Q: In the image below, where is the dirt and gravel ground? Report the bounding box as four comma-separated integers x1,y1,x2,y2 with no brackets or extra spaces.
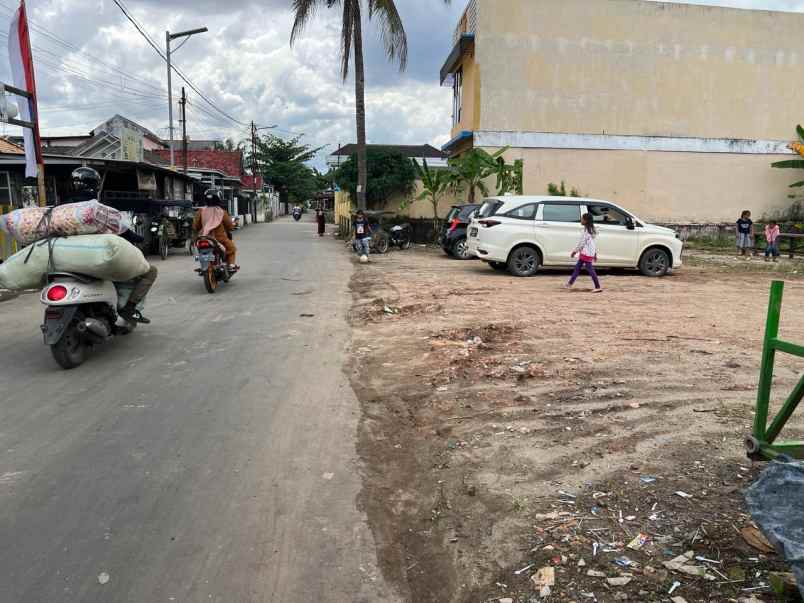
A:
348,245,804,603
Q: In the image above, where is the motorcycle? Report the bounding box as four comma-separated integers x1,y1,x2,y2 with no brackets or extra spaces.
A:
41,273,140,369
292,208,302,221
389,223,412,250
194,235,237,293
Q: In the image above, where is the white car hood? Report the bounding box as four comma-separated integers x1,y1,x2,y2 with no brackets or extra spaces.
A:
641,223,677,236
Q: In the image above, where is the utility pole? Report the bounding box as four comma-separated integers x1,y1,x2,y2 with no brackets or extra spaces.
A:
180,87,187,175
165,26,208,168
251,120,257,207
166,31,174,168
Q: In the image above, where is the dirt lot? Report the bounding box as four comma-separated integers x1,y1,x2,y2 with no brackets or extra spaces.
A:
348,246,804,603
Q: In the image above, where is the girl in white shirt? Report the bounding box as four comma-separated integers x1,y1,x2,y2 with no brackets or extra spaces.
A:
565,212,602,292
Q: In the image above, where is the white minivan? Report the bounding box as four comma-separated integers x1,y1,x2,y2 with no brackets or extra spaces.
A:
466,196,683,277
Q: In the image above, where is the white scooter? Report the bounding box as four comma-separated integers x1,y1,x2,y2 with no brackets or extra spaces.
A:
40,273,140,369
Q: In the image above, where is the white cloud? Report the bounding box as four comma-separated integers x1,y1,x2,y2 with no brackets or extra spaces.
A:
0,0,800,170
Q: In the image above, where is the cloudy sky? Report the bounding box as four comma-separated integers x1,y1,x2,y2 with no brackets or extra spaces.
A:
0,0,802,168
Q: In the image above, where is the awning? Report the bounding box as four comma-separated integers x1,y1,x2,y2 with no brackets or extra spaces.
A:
441,130,474,154
439,33,475,85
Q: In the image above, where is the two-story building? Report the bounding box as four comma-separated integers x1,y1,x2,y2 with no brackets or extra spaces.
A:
440,0,804,223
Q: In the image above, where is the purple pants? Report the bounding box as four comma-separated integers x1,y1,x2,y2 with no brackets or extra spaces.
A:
568,259,601,289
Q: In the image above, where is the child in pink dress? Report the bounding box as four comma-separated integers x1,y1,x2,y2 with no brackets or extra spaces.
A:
565,213,602,293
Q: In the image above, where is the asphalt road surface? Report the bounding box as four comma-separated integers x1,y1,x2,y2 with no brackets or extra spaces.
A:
0,218,397,602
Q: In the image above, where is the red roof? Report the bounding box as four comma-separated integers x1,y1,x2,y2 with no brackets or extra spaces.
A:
241,174,263,189
152,149,243,178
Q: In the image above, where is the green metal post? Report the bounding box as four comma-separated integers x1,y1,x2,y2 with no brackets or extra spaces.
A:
753,280,784,441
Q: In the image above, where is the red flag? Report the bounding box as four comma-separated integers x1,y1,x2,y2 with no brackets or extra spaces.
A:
8,0,42,178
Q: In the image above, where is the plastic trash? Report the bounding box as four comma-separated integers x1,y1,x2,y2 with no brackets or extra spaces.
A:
744,458,804,597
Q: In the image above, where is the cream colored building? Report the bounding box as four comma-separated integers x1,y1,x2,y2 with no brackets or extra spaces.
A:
440,0,804,223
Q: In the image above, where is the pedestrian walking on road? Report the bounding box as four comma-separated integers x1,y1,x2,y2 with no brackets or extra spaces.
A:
564,212,602,293
736,210,754,258
353,210,372,262
764,220,780,262
316,208,326,237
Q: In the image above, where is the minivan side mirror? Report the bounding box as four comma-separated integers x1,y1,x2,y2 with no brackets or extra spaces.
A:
625,217,635,230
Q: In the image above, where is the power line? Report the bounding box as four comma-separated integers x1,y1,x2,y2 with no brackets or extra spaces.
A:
0,1,165,95
111,0,248,127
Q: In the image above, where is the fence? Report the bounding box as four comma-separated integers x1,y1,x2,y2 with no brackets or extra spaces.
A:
670,222,804,258
334,191,352,237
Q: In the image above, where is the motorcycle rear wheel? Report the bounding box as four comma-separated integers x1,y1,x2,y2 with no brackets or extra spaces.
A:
51,323,87,369
204,265,218,293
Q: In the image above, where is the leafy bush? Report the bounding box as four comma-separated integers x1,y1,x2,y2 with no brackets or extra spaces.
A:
334,147,416,208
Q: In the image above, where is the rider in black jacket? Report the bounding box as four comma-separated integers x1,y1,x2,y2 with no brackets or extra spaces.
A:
66,167,156,324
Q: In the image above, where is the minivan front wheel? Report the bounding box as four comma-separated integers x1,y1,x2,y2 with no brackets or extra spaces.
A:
507,246,541,277
639,247,671,277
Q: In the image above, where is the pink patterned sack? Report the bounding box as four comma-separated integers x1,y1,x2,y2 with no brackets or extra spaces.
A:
0,201,126,246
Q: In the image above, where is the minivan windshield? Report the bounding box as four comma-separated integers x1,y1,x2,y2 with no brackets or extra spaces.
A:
477,199,503,218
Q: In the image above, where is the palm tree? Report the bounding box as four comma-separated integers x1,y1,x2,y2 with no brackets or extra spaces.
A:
290,0,450,210
772,124,804,188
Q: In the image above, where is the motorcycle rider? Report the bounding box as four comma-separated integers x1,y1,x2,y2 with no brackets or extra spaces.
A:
66,167,157,324
193,188,237,270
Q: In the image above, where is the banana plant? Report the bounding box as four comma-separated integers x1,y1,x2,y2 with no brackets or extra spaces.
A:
448,147,517,202
410,158,452,238
772,124,804,187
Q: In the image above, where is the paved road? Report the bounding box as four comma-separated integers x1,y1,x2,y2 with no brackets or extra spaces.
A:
0,219,396,602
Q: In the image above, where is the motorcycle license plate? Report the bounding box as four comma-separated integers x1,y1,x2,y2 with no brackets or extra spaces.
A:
470,227,478,237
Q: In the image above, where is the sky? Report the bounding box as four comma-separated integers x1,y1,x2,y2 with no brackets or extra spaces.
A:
0,0,802,170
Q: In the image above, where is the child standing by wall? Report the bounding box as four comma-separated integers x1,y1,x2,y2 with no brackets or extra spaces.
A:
564,212,602,293
764,220,780,262
736,210,754,258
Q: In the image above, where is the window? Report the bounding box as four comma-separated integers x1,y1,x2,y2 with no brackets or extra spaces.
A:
452,67,463,127
445,207,461,222
542,203,580,222
0,172,12,205
477,199,503,218
586,204,631,226
505,203,537,220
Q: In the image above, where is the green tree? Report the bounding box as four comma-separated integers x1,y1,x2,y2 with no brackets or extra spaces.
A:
251,134,324,212
290,0,450,210
448,147,512,203
410,158,451,237
772,125,804,188
334,147,416,208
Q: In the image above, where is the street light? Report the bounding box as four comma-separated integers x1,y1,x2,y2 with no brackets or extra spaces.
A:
166,26,208,168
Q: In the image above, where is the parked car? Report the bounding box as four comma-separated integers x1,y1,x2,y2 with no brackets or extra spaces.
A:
439,203,481,259
466,196,683,277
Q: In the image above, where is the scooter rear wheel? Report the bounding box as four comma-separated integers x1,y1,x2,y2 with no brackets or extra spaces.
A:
51,323,87,369
203,265,218,294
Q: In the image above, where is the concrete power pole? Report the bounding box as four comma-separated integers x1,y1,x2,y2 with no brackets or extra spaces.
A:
180,87,187,175
251,121,257,220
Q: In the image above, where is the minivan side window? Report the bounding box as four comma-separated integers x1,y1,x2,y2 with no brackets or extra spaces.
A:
478,200,503,218
586,203,630,226
542,203,580,223
504,203,538,220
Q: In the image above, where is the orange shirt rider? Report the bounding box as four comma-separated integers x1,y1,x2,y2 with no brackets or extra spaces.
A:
193,205,237,267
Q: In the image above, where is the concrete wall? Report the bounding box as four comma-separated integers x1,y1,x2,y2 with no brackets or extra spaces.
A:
475,0,804,140
492,146,797,223
377,180,464,219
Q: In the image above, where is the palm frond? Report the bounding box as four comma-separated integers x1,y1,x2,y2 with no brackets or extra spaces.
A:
339,0,359,79
290,0,325,47
368,0,407,70
797,124,804,143
772,159,804,169
790,180,804,188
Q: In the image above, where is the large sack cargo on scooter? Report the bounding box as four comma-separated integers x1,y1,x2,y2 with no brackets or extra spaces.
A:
0,201,127,246
0,234,149,290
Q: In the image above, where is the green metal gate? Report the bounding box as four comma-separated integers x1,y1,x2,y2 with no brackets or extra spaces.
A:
747,280,804,460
